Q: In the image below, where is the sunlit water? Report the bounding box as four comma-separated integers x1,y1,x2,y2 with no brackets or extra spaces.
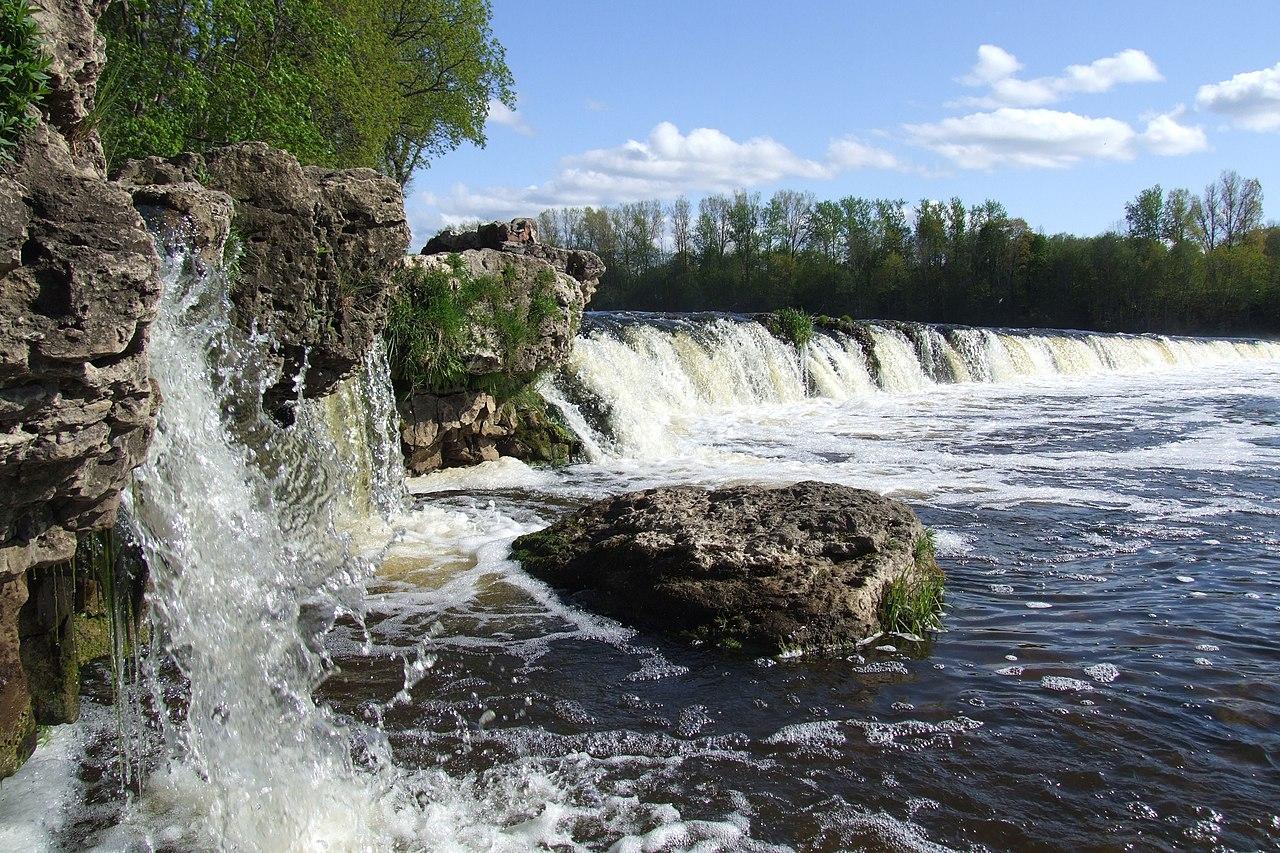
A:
3,304,1278,851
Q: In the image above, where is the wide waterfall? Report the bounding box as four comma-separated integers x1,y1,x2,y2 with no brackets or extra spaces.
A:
546,313,1280,457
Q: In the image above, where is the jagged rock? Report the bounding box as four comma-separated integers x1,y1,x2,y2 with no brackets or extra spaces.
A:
27,0,109,171
400,388,580,476
400,390,503,474
404,249,589,380
422,218,604,298
115,143,411,419
0,0,161,777
512,481,937,655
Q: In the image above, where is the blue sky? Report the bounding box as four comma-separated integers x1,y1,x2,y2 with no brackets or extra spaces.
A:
406,1,1280,247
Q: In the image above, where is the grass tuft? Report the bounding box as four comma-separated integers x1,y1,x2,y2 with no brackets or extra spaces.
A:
0,0,50,159
765,307,814,349
880,529,945,636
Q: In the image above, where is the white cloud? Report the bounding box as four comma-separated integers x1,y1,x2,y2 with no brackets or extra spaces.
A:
1195,61,1280,131
956,45,1163,108
904,108,1137,169
413,122,905,225
960,45,1023,86
585,98,609,112
1141,107,1209,155
486,99,534,136
827,137,908,170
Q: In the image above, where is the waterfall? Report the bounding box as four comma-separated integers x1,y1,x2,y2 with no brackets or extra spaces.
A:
550,314,1280,458
116,246,407,849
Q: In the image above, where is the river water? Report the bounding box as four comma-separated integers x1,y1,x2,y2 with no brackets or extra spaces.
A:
2,304,1278,851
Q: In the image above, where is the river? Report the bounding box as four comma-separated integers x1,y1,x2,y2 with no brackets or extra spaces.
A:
2,293,1278,850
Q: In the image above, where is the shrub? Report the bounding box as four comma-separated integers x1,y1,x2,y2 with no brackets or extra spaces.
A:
766,307,815,349
879,529,945,636
0,0,50,158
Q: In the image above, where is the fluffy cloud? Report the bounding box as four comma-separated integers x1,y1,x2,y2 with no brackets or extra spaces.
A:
1141,107,1209,155
956,45,1162,108
413,122,904,227
1195,61,1280,131
486,99,534,136
904,108,1137,169
960,45,1023,86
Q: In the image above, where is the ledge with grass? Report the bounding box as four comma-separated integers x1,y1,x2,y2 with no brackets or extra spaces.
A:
388,218,603,474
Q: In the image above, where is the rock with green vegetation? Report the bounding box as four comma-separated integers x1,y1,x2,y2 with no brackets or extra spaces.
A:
396,248,590,385
761,307,814,349
115,142,411,421
390,222,602,474
511,481,943,656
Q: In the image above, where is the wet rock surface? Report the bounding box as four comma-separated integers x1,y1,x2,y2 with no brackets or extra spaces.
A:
512,481,931,654
400,389,580,476
115,143,411,419
0,0,161,775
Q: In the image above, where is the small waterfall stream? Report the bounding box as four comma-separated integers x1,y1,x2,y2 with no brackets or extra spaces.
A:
115,247,407,849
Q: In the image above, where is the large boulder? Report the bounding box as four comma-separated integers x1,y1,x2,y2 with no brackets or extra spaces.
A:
115,143,411,420
512,481,940,655
397,220,602,475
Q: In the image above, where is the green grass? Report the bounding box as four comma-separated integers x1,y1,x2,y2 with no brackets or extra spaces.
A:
385,254,562,395
0,0,50,159
766,307,815,349
880,529,945,636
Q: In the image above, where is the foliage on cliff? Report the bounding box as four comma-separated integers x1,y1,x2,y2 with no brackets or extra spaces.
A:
97,0,513,182
0,0,50,157
385,254,559,394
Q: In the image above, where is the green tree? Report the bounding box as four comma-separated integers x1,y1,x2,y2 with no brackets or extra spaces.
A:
98,0,512,182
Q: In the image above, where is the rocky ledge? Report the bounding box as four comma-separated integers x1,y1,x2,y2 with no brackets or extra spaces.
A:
398,218,603,475
511,481,942,655
116,143,410,421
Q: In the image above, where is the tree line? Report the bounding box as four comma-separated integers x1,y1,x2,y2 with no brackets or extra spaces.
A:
97,0,512,183
534,170,1279,336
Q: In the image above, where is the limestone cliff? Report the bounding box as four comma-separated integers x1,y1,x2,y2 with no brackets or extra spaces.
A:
396,219,603,475
0,0,410,777
0,0,160,776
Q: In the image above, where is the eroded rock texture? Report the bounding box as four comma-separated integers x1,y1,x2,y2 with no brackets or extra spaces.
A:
115,143,411,420
512,481,932,655
0,0,162,775
399,220,602,475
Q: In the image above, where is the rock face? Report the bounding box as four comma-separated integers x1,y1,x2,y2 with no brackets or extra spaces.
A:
422,217,605,300
115,143,411,420
401,389,580,475
399,219,602,475
512,481,934,654
0,0,163,775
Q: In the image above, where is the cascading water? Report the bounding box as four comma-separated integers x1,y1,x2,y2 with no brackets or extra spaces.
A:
551,313,1280,458
116,245,401,849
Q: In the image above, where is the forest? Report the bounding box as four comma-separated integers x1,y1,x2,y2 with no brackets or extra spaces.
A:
533,171,1279,336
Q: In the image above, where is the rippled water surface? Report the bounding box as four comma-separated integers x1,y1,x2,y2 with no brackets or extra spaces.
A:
321,360,1280,850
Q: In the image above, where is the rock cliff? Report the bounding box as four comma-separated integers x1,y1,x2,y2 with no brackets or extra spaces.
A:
397,219,602,475
0,0,411,776
0,0,161,775
116,143,410,421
